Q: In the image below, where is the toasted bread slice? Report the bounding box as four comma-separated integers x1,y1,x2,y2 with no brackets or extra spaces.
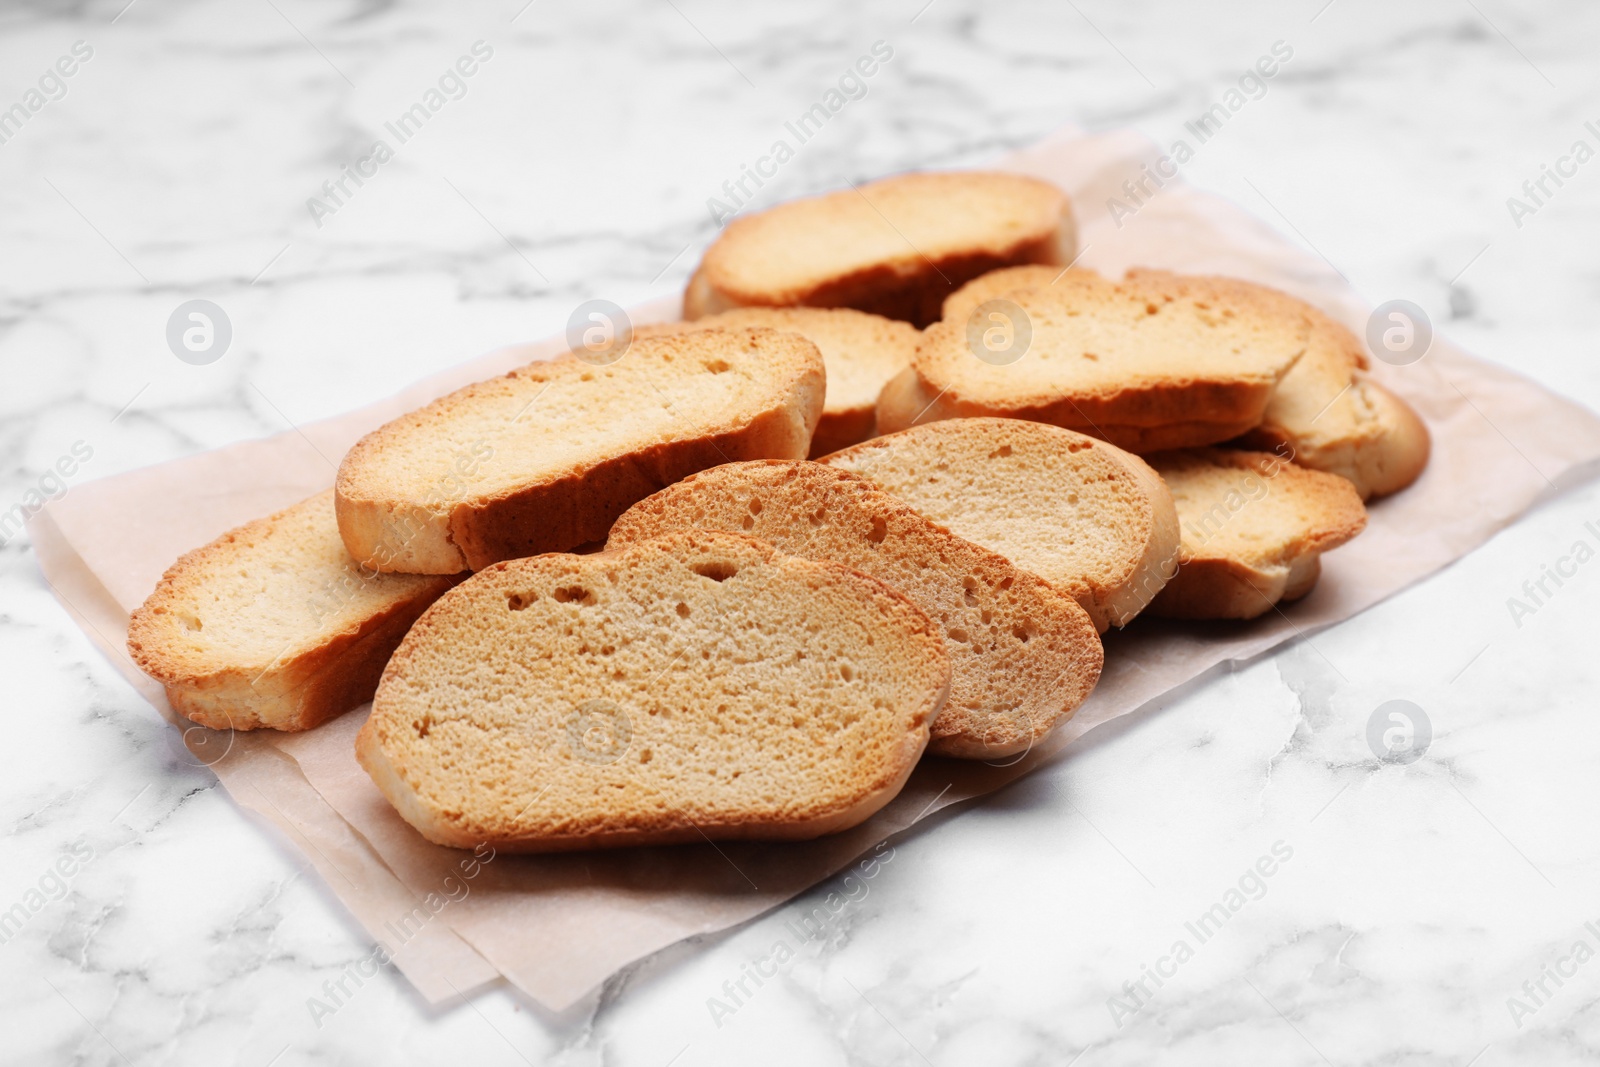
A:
1123,270,1430,500
636,307,919,457
878,269,1310,451
685,171,1076,328
608,461,1103,759
1232,315,1430,500
356,530,948,851
1309,376,1431,499
1147,449,1367,620
127,491,461,732
821,419,1178,630
938,263,1095,326
335,328,825,574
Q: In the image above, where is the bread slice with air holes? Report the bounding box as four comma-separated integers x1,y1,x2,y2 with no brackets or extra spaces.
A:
636,307,920,458
1146,448,1367,620
356,529,949,851
608,460,1103,759
1122,269,1431,500
335,327,825,574
820,418,1179,631
684,171,1077,328
127,491,463,732
876,268,1311,452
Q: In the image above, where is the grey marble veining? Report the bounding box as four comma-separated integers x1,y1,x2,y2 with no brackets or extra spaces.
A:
3,1,1599,1063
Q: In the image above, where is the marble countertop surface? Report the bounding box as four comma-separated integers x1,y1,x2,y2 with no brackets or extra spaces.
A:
4,0,1599,1063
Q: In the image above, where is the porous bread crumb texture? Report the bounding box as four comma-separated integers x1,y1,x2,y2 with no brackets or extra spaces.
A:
335,327,825,574
894,269,1310,451
127,491,460,731
1147,448,1367,619
635,307,919,456
689,171,1075,327
608,461,1103,759
821,418,1179,630
1124,268,1429,500
357,530,948,851
938,264,1096,325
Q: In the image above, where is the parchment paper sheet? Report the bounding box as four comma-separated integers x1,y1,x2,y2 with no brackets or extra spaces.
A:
30,127,1600,1011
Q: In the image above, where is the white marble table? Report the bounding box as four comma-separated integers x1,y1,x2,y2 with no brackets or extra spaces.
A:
4,1,1598,1063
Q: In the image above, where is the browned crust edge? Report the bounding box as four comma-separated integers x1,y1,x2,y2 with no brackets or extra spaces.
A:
875,366,1269,453
807,404,878,459
1146,449,1366,620
335,339,826,573
817,419,1181,630
157,581,459,731
354,534,948,851
127,507,463,732
606,460,1105,760
686,189,1077,328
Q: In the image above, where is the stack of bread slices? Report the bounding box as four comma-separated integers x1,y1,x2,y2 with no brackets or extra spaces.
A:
129,170,1429,853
